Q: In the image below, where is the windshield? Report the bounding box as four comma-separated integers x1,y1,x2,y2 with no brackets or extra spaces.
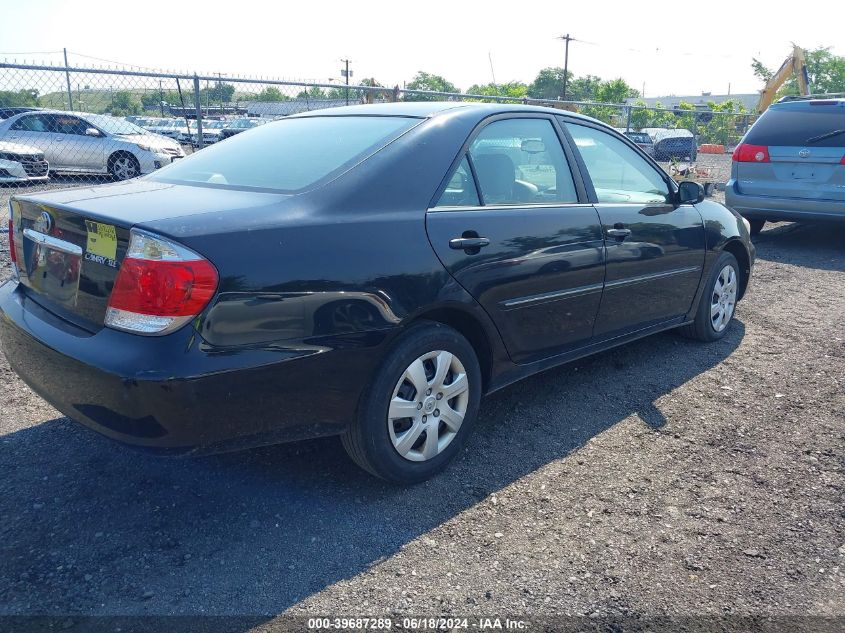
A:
89,114,148,136
746,106,845,147
149,115,419,193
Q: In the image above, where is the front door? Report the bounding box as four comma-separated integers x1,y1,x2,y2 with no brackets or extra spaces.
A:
426,116,605,364
563,120,705,339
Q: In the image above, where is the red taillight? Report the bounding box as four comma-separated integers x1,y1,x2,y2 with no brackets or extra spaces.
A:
7,218,16,266
840,155,845,165
732,143,770,163
105,231,218,335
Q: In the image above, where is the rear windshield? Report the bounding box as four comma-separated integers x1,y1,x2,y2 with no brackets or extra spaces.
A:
746,107,845,147
149,115,419,193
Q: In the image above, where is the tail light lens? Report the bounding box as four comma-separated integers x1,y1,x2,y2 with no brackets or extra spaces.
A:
840,155,845,165
732,144,770,163
105,230,218,335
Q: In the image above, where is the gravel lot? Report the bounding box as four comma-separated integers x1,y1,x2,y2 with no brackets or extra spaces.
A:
0,162,843,627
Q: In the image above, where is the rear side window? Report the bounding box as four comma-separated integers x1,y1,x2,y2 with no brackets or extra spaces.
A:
436,157,480,207
150,115,418,192
467,118,578,205
746,107,845,147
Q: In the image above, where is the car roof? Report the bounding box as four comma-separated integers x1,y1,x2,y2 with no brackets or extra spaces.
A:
771,98,845,111
290,101,602,123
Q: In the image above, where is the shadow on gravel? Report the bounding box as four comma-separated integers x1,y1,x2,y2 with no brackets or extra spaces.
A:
0,322,744,621
753,223,845,272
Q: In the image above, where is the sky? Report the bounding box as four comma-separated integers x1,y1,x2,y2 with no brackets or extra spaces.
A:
0,0,842,98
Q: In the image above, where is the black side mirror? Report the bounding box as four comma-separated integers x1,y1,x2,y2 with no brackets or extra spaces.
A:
677,180,704,205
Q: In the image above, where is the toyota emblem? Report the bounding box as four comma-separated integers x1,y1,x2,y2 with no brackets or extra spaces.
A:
33,211,53,234
798,149,811,158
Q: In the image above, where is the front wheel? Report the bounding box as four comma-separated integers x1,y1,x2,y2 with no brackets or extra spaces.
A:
680,251,740,342
342,322,481,484
108,152,141,181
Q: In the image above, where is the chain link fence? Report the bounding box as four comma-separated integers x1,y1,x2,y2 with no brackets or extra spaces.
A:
0,60,755,185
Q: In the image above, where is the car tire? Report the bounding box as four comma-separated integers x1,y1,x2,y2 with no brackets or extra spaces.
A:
108,152,141,181
341,322,482,484
748,219,765,236
680,251,740,342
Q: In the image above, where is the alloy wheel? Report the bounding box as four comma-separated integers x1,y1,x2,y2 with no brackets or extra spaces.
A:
710,264,737,332
387,350,469,462
112,156,139,180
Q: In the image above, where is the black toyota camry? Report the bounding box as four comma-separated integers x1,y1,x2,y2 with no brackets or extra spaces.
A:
1,102,755,483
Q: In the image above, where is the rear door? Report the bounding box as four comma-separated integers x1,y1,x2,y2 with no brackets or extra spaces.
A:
736,104,845,201
426,115,606,364
7,114,57,164
562,119,705,338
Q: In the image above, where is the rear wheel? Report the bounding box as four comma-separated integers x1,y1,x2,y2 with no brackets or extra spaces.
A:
680,251,740,342
748,219,765,236
341,322,481,484
108,152,141,181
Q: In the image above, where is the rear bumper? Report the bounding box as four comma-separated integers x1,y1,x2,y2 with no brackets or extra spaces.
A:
0,282,384,452
725,181,845,222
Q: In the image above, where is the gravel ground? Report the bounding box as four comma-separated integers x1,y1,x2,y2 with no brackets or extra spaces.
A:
0,167,843,627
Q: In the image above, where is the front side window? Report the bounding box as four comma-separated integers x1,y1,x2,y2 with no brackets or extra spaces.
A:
565,122,671,204
435,157,480,207
51,115,89,136
468,118,577,205
149,115,418,193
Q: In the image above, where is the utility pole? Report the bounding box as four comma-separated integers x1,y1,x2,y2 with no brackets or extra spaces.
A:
341,59,352,105
557,34,573,100
216,72,223,112
63,48,73,111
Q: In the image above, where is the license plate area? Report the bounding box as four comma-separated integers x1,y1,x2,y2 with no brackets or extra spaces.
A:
22,228,83,308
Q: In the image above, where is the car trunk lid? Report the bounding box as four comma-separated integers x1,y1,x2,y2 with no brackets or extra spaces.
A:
10,180,288,332
11,197,131,332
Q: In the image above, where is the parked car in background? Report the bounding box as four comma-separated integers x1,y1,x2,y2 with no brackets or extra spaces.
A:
0,110,184,180
725,97,845,235
621,130,655,157
0,140,49,183
219,118,263,140
645,128,697,161
1,103,754,483
188,119,228,146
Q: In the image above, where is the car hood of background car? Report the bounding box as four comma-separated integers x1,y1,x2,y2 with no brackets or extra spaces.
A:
114,133,180,149
0,140,42,155
14,180,295,234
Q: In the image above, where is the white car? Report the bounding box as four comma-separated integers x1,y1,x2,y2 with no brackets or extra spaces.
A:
0,140,49,183
0,110,185,180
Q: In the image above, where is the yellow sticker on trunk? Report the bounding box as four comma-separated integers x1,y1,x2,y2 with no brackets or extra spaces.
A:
84,221,118,261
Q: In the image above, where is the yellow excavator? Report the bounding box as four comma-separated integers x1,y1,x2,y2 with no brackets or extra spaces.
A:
756,44,811,113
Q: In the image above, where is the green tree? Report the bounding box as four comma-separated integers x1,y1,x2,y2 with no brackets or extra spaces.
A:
207,82,235,103
528,67,571,100
567,74,602,101
405,71,459,100
0,89,39,107
141,90,182,109
253,87,289,102
594,78,639,103
465,81,528,102
297,86,329,100
108,91,140,116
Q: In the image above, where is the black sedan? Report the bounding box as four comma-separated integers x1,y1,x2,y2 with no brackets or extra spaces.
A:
1,103,755,483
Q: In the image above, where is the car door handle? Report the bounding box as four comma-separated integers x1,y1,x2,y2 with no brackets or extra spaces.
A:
606,228,632,240
449,237,490,250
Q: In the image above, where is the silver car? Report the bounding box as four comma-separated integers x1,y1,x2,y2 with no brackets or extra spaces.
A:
0,110,184,180
726,98,845,234
0,140,49,183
